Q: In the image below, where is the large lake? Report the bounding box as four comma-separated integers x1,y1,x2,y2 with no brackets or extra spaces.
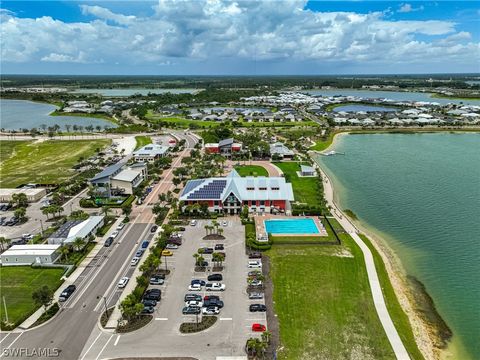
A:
70,88,199,96
304,89,480,106
315,133,480,359
0,99,115,130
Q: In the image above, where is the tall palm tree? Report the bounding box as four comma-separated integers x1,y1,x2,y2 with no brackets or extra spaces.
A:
72,237,85,252
60,245,70,261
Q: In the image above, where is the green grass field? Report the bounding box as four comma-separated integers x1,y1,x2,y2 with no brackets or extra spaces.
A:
0,267,65,328
234,165,269,177
134,135,152,150
0,140,32,164
274,162,322,206
268,234,397,360
0,139,111,187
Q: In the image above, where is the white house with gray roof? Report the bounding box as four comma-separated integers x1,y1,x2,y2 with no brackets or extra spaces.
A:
133,144,169,163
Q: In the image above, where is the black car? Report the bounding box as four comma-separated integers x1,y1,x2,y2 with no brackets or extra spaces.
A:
199,247,214,254
249,252,262,259
59,285,76,302
203,295,220,301
142,299,157,307
184,294,202,302
150,225,158,233
182,306,201,315
0,217,6,225
198,261,209,267
203,298,224,308
104,237,114,247
214,244,224,250
152,273,166,280
141,306,155,314
191,279,206,286
207,274,223,281
177,227,186,231
249,304,267,312
144,289,161,301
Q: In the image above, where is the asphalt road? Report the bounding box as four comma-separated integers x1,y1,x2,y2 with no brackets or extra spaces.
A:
0,131,198,360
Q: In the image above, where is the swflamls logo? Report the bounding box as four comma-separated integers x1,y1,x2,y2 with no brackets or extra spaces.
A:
1,348,60,357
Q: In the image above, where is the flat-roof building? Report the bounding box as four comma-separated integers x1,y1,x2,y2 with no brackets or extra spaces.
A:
270,142,294,159
90,161,147,198
1,245,60,266
0,188,47,203
133,144,169,163
48,215,105,245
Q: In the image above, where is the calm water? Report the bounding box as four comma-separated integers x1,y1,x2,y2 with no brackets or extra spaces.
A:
264,218,319,234
333,104,398,113
0,99,115,130
70,88,199,96
315,133,480,359
304,89,480,106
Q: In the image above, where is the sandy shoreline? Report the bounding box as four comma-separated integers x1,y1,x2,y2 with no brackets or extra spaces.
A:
310,132,441,360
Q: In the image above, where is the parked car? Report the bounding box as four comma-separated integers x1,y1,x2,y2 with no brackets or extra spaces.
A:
182,306,200,315
0,217,6,226
203,295,220,301
165,244,178,250
141,240,150,249
202,306,220,315
142,299,157,307
222,220,228,227
203,298,224,308
116,222,125,230
248,260,262,268
248,270,262,278
150,225,158,233
197,261,208,267
185,300,203,308
152,273,166,280
104,237,114,247
199,247,214,254
188,283,203,291
168,238,182,246
144,289,161,301
161,250,173,257
249,252,262,259
214,244,224,250
250,279,263,287
131,257,140,266
177,227,186,231
141,306,155,314
207,274,223,281
249,304,267,312
248,292,264,300
190,220,197,226
22,233,33,240
111,231,119,239
59,285,76,302
135,249,145,257
118,277,129,288
252,323,267,332
191,279,206,286
184,294,202,302
205,283,226,291
149,276,164,285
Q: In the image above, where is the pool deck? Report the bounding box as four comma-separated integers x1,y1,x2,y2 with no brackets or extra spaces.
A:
254,214,328,239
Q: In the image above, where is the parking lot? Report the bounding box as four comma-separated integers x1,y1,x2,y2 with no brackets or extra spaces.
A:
81,217,269,359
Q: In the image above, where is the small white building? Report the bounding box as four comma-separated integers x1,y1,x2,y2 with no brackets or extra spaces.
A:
133,144,169,163
48,215,105,245
300,165,316,177
1,245,61,266
0,188,47,203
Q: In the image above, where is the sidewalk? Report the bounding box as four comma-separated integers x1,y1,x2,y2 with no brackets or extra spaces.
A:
18,217,125,330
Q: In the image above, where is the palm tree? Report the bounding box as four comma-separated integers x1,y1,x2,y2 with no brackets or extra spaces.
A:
72,237,85,252
60,245,70,261
217,228,224,237
0,237,8,251
204,224,209,236
211,220,219,235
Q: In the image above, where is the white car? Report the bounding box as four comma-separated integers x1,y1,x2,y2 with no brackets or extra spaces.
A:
118,277,129,288
131,257,140,266
250,279,263,286
116,222,125,230
188,283,202,291
222,221,228,227
202,306,220,315
205,283,226,291
190,220,197,226
248,261,262,268
22,233,33,240
185,300,203,308
165,244,179,250
111,231,119,238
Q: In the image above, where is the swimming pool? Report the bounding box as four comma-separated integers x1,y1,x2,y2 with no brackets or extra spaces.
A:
264,218,320,235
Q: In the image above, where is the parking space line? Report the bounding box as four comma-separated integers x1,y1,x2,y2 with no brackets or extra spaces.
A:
114,335,120,346
155,317,168,320
95,334,113,360
219,317,232,321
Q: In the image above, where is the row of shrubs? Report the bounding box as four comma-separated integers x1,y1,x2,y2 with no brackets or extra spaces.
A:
292,204,326,216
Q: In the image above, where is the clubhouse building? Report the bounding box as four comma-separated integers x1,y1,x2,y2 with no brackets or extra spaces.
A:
180,170,294,214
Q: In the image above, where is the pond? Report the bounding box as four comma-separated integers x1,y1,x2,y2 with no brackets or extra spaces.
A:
303,89,480,105
333,105,398,113
69,88,200,96
0,99,116,131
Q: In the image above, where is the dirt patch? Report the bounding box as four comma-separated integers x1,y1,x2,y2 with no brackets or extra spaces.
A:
262,255,281,358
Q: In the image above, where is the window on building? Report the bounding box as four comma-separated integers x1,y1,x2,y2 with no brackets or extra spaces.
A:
259,187,267,190
214,200,219,206
247,187,254,190
271,187,280,190
260,200,265,206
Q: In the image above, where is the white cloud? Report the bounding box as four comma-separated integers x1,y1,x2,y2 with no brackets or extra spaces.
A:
0,0,478,72
398,3,425,13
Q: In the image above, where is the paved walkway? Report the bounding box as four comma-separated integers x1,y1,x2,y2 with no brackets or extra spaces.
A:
314,160,410,360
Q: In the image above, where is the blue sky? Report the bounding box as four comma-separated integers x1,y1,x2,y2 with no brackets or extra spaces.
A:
1,1,479,75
